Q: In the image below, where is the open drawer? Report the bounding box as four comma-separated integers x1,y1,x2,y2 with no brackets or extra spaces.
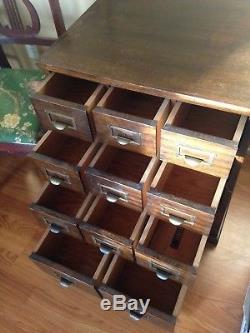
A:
135,215,207,285
85,143,159,210
93,87,171,156
161,102,247,178
99,254,187,326
32,73,106,140
80,197,147,260
30,131,100,193
30,182,94,240
147,162,226,235
30,227,112,296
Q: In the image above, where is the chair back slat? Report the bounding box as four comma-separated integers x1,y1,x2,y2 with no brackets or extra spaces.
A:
48,0,66,37
4,0,24,31
0,0,65,43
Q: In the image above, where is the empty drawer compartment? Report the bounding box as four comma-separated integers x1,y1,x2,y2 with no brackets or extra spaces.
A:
161,102,247,178
135,215,207,285
30,130,100,192
93,87,171,156
31,182,94,239
30,228,112,296
147,162,226,235
32,73,106,140
99,254,187,326
85,144,159,210
80,197,147,260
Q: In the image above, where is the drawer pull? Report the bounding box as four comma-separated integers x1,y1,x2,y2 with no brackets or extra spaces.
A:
168,214,185,226
151,263,173,281
49,176,62,186
52,121,66,131
184,155,203,167
60,277,73,288
129,311,142,321
99,243,114,255
46,170,70,186
161,206,195,226
155,269,172,281
168,214,195,226
106,193,120,203
116,136,132,146
100,185,128,203
177,145,214,166
50,223,62,234
110,126,141,146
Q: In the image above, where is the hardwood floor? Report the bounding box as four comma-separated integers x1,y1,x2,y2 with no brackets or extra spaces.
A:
0,155,249,333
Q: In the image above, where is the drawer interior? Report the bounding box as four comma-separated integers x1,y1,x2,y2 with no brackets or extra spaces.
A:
93,146,151,182
171,103,241,140
155,163,220,206
40,73,99,104
36,131,91,164
37,232,103,277
106,257,181,314
86,198,141,238
103,87,164,119
37,184,86,217
143,218,202,265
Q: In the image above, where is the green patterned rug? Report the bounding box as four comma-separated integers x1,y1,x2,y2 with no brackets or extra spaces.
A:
0,69,45,145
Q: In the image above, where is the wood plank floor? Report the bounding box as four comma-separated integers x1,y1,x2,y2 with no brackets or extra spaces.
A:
0,155,249,333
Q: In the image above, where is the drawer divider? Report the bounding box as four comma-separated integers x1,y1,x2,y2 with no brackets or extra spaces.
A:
232,115,248,143
211,178,227,208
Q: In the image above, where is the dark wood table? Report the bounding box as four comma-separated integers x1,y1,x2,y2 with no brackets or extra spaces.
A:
40,0,250,116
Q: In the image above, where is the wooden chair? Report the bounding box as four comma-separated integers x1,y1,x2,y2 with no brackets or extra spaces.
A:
0,0,66,153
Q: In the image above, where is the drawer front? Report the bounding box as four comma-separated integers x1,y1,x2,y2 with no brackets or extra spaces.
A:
32,155,84,193
85,169,143,210
135,248,195,285
99,286,175,326
32,96,92,141
83,228,133,260
147,192,214,235
30,254,97,297
161,128,235,178
31,206,82,240
137,307,176,328
93,110,156,156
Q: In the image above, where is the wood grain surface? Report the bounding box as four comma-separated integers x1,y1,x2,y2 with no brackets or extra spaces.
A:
32,73,106,141
40,0,250,115
0,155,249,333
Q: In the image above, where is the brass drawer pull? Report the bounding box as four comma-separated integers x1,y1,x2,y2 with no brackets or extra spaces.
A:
106,193,120,203
52,121,66,131
49,176,62,186
110,126,141,146
60,277,73,288
129,311,142,321
50,223,62,234
177,145,215,167
93,236,116,255
99,243,115,255
168,214,195,226
168,214,185,226
116,136,132,146
151,263,174,281
155,268,172,281
45,169,71,186
160,206,195,226
183,155,204,167
100,184,128,203
46,109,76,130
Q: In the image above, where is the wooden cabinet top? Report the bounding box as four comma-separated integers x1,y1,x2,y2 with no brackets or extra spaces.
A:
40,0,250,116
